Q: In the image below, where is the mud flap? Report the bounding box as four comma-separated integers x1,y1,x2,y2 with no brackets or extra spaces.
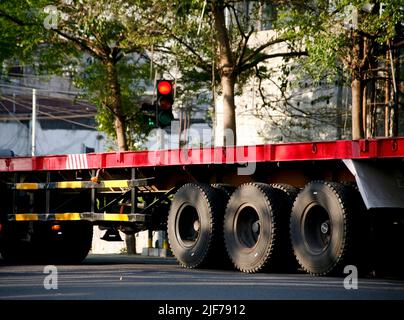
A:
343,159,404,209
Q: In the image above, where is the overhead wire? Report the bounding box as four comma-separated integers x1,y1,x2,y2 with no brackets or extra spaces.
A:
0,73,99,153
0,97,96,118
0,95,96,119
0,101,29,151
0,97,96,129
0,100,28,128
0,83,98,113
0,83,82,96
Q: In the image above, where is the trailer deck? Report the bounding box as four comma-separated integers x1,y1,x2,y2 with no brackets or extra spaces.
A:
1,138,403,172
1,138,403,276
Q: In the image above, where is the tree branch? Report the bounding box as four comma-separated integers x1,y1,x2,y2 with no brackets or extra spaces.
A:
241,37,288,66
153,21,210,72
239,51,307,74
0,9,34,26
227,4,254,73
51,28,105,59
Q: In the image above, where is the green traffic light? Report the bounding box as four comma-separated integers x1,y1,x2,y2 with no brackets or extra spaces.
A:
158,110,174,127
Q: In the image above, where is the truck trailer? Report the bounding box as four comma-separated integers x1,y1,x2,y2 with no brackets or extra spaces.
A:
0,138,403,276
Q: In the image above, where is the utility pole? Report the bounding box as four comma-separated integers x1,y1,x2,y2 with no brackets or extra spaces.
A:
31,88,37,156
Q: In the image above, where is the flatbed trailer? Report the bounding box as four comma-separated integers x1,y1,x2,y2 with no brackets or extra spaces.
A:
0,138,403,275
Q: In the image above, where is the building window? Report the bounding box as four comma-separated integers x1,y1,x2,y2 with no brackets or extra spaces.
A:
260,2,277,31
226,1,278,31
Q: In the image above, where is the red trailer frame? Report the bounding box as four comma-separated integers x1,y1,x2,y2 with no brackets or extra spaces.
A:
1,138,403,172
0,138,403,276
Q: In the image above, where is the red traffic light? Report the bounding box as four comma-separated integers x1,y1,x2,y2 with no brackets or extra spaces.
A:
158,99,172,110
155,79,174,127
157,81,172,95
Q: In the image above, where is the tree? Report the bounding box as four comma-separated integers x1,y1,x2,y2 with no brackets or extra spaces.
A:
147,0,306,145
0,1,48,68
74,55,152,150
152,0,402,142
0,0,162,151
282,0,403,139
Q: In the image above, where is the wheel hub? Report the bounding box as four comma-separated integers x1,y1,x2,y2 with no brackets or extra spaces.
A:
303,204,332,254
320,222,329,234
235,206,260,249
193,220,200,232
252,221,260,233
177,204,200,246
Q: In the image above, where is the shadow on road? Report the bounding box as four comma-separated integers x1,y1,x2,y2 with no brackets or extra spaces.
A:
0,253,177,267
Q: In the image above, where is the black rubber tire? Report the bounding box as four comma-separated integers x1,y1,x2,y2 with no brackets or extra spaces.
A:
371,209,404,278
270,183,299,201
224,183,283,273
167,183,222,268
0,241,34,262
210,184,236,269
290,181,359,276
340,181,371,276
43,222,93,264
269,183,300,272
0,222,93,264
0,222,37,263
211,184,236,198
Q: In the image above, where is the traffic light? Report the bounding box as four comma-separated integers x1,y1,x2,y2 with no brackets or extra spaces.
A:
156,80,174,128
140,102,157,128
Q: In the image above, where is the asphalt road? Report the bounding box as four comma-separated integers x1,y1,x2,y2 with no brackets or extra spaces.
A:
0,254,404,300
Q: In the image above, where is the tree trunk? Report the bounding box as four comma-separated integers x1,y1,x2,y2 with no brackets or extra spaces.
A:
335,75,343,139
351,78,363,140
385,49,390,137
105,59,128,151
350,30,365,140
391,46,399,137
362,80,367,137
125,234,136,254
369,79,376,138
211,1,237,146
222,74,237,146
104,59,130,252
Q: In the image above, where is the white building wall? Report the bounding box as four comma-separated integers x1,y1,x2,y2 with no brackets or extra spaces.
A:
145,120,213,150
0,121,106,156
214,30,345,146
0,122,30,154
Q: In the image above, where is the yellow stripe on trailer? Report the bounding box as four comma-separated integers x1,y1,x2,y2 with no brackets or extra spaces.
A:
102,180,130,188
15,214,39,221
11,179,136,190
54,213,81,220
57,181,84,189
10,212,139,222
103,214,129,221
15,183,39,190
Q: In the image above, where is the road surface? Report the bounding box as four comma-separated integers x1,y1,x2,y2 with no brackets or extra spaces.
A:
1,254,404,300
